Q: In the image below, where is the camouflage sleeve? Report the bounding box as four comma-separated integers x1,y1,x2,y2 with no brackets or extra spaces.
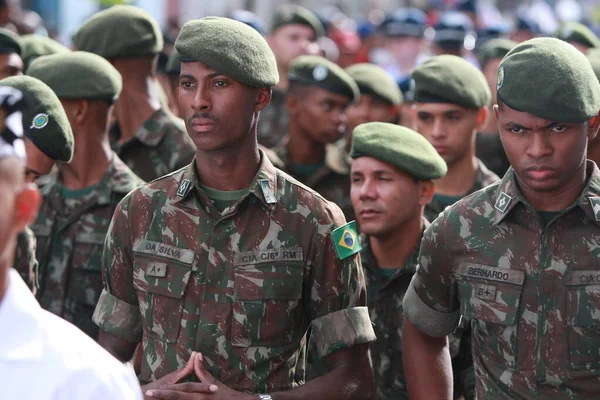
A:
403,210,460,337
92,194,142,343
307,204,376,359
13,227,38,291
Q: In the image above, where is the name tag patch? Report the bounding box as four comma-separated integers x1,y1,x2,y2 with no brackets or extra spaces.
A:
566,270,600,286
146,261,168,278
475,283,497,301
457,262,524,285
234,247,303,265
133,239,195,264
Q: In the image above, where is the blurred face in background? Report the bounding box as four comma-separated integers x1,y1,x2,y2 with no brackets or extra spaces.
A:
268,24,317,71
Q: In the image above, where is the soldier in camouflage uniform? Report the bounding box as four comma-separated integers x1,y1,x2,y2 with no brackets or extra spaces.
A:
259,5,324,148
93,17,375,399
265,55,359,221
403,38,600,399
2,75,74,290
72,5,195,182
411,54,500,222
349,122,462,399
25,52,144,339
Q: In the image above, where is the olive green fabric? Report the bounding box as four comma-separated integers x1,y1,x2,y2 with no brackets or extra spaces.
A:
289,55,359,102
72,5,163,59
0,75,73,162
412,54,490,109
350,122,447,180
271,4,324,38
555,22,600,49
479,38,517,69
175,17,278,88
587,49,600,81
0,28,21,55
27,51,122,102
166,51,180,76
20,35,69,70
497,37,600,123
345,63,403,106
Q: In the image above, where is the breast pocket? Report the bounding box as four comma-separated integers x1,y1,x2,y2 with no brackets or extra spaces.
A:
565,270,600,370
133,254,195,343
231,256,304,348
456,262,525,369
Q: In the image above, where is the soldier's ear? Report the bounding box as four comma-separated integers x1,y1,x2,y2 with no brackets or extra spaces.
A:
418,180,435,206
588,112,600,141
255,88,272,112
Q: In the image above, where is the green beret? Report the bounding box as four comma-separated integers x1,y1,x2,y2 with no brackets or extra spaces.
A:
412,54,490,109
345,63,403,106
497,37,600,123
20,35,70,70
555,22,600,49
271,5,324,38
587,49,600,81
478,38,517,69
289,55,359,102
166,51,180,76
0,28,21,55
72,5,163,59
351,122,447,180
175,17,278,88
27,51,122,102
0,76,73,162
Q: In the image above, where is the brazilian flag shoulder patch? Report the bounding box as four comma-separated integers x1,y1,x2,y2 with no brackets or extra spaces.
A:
331,221,362,260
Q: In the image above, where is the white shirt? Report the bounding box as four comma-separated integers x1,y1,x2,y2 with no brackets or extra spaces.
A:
0,269,143,400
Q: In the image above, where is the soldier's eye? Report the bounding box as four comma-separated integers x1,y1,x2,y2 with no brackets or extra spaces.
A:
214,80,228,88
509,127,525,134
551,125,568,133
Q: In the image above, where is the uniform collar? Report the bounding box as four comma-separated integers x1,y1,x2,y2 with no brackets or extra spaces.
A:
275,138,350,176
492,161,600,227
173,149,279,210
41,153,142,208
134,108,176,147
0,270,44,361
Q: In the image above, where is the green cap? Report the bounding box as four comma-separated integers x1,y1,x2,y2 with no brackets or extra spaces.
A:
72,5,163,59
587,49,600,81
289,55,359,102
0,75,73,162
497,37,600,123
271,5,324,38
555,22,600,49
478,38,517,69
345,63,403,106
20,35,70,71
166,51,181,76
351,122,447,180
27,51,122,102
0,28,21,55
175,17,278,88
412,54,490,109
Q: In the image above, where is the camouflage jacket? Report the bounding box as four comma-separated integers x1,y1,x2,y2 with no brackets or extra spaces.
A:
257,87,289,149
404,161,600,399
31,155,144,340
425,159,500,222
93,151,375,392
110,108,196,182
266,141,354,222
362,220,473,400
13,227,38,292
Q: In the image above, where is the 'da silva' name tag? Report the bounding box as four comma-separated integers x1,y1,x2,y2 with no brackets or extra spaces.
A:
457,263,524,285
133,239,195,264
234,247,303,265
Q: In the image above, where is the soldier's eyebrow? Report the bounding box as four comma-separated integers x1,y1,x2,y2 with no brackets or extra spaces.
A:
503,122,529,130
179,74,196,81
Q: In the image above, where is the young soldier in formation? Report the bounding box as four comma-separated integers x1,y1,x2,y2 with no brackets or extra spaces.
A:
93,17,375,400
25,51,144,339
72,5,196,182
403,37,600,399
265,55,358,220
